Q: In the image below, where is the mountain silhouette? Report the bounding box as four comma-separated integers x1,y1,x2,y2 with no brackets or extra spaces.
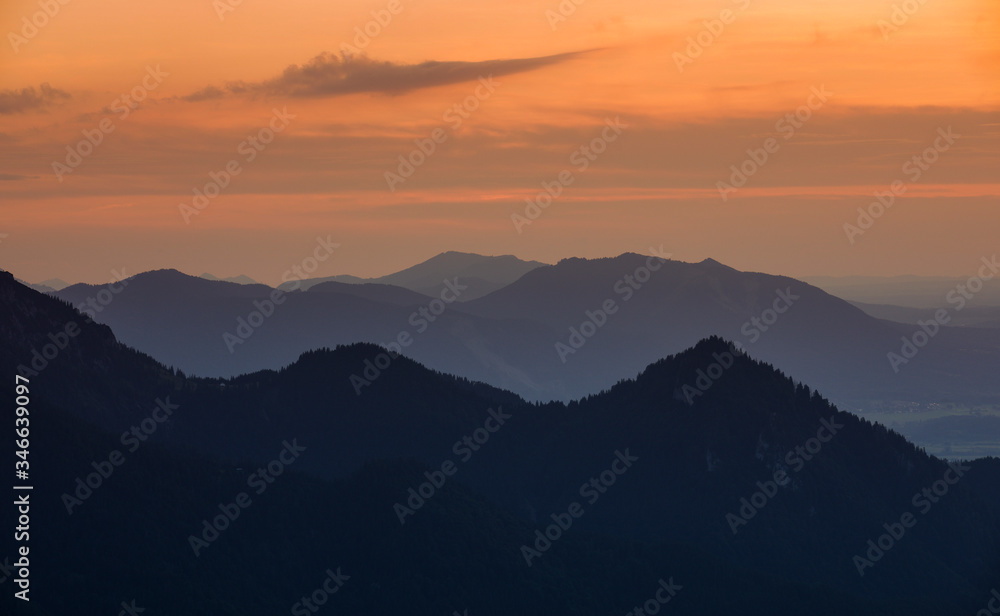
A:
53,254,1000,412
3,269,999,614
200,272,260,285
280,250,548,300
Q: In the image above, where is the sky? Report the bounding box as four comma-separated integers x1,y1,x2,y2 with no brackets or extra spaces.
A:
0,0,997,285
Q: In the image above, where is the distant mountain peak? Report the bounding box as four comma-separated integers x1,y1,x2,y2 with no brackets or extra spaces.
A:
697,257,735,270
133,267,186,278
418,250,548,269
200,273,259,285
39,277,71,290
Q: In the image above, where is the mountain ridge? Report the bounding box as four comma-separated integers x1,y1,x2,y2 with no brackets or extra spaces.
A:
3,269,999,614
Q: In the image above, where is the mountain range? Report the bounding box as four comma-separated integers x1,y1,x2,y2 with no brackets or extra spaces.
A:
2,269,999,615
51,253,1000,415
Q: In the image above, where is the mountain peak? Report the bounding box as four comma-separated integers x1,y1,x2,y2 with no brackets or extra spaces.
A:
420,250,547,269
697,257,735,270
200,273,259,285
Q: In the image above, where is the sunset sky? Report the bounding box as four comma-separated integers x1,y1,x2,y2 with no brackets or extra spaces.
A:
1,0,997,284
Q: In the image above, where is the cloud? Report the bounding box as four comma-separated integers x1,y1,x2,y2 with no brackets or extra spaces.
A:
0,83,71,114
0,174,35,181
181,85,227,103
181,51,589,101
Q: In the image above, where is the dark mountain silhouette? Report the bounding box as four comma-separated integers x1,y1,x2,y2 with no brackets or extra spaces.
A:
9,399,961,616
280,250,548,300
2,270,999,615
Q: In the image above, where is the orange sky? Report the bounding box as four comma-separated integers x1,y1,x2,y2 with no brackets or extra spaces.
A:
1,0,997,284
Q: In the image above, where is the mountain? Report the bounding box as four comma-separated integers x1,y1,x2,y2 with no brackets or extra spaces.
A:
457,254,1000,408
20,280,56,293
51,267,553,388
306,280,432,306
375,251,549,299
3,269,1000,615
50,257,1000,416
62,268,274,299
15,277,59,293
284,273,367,288
39,277,71,290
200,272,260,285
11,400,947,616
280,251,549,300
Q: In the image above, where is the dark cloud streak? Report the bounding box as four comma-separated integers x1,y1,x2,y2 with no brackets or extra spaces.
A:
0,83,71,114
181,51,589,102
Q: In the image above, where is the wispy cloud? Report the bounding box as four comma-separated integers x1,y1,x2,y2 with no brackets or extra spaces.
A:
181,51,590,101
0,83,71,114
182,85,228,102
